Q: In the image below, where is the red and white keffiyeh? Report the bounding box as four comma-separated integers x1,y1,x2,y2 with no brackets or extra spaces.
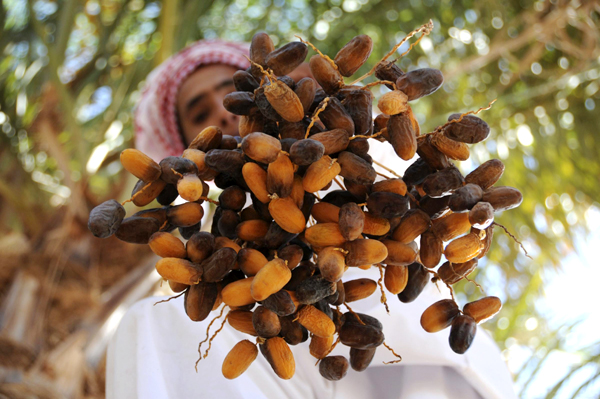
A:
134,39,250,161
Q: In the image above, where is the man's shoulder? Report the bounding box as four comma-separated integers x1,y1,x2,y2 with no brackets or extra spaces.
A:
122,295,186,325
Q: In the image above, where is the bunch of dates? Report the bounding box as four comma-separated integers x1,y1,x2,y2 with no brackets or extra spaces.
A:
89,23,522,381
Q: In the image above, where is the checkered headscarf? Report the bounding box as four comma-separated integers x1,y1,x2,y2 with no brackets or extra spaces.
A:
134,39,250,161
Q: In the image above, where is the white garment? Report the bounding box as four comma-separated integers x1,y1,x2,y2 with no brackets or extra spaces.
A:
106,267,517,399
107,139,517,398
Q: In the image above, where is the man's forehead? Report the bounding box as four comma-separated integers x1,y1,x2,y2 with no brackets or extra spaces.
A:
179,65,238,102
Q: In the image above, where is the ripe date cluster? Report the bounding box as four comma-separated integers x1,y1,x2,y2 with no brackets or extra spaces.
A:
89,24,522,381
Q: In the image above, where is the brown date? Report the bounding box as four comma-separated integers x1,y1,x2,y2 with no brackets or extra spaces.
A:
265,42,308,76
366,191,409,219
398,262,429,303
309,129,350,155
395,68,444,101
309,55,343,94
422,166,465,198
233,70,259,92
444,114,490,144
334,35,373,77
318,97,355,137
343,89,373,136
262,290,298,317
267,152,294,198
449,314,477,354
338,202,365,241
420,230,443,268
465,159,505,190
186,231,215,263
222,91,255,115
463,296,502,323
115,216,160,244
387,112,417,160
184,282,218,322
201,247,237,282
437,259,478,285
468,202,495,229
249,32,275,80
294,77,317,114
88,200,126,238
289,139,325,166
189,126,222,152
350,348,376,372
482,186,523,212
420,299,460,333
252,306,282,338
449,184,484,212
319,356,349,381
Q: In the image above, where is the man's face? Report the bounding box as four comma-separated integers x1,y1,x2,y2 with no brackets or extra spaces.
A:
176,64,239,144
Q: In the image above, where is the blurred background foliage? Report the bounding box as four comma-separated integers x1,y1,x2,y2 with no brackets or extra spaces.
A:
0,0,599,397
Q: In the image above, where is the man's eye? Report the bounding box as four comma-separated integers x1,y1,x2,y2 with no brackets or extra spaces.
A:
194,112,209,124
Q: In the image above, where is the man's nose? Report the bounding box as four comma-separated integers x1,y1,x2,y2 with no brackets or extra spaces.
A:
214,97,239,131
